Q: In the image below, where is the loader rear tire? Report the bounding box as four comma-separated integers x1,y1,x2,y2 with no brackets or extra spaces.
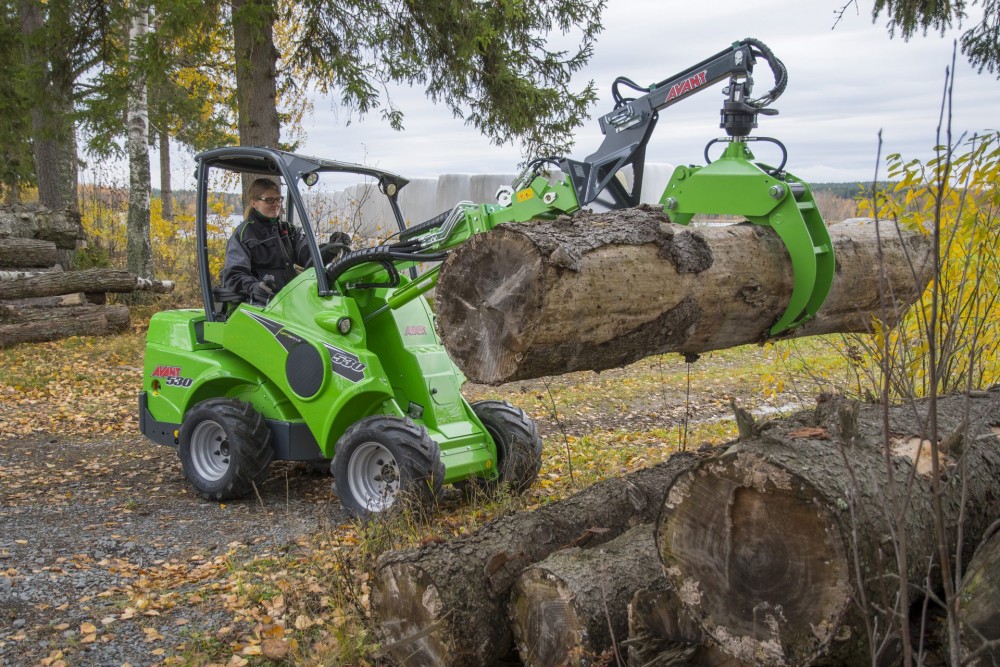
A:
460,400,543,497
333,416,444,518
179,399,273,501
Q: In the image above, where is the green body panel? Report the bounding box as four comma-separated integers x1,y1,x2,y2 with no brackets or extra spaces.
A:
144,310,293,424
142,270,496,483
660,141,834,334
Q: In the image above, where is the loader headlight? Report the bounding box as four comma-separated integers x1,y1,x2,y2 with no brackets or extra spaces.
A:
337,317,352,334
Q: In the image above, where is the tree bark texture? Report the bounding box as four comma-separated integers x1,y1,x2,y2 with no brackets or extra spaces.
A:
371,453,702,667
231,0,280,198
159,130,173,222
0,204,83,250
960,526,1000,664
0,269,62,281
126,5,153,281
435,208,932,385
2,293,87,307
0,304,129,347
508,523,665,667
0,268,174,300
626,587,748,667
656,392,1000,666
0,237,60,268
19,0,79,215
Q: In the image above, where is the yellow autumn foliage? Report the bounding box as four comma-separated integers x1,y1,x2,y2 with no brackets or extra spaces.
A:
844,131,1000,398
79,188,233,303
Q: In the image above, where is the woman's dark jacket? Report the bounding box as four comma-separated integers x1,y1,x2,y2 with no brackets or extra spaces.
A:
221,209,311,297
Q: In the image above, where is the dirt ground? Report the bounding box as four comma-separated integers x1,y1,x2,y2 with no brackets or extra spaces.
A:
0,431,343,666
0,349,788,666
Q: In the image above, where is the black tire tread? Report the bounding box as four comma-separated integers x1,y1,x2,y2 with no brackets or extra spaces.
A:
469,400,542,495
179,398,273,501
333,415,444,518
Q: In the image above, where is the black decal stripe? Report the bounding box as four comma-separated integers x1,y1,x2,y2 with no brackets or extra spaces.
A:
245,312,284,337
322,343,366,383
245,312,302,352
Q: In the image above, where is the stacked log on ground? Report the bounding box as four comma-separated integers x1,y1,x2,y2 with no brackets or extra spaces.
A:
370,453,702,666
0,237,174,346
626,587,747,667
0,203,82,251
507,523,747,667
0,267,174,300
435,208,933,384
508,523,663,667
960,525,1000,665
0,237,61,267
371,393,1000,666
0,303,130,347
656,391,1000,666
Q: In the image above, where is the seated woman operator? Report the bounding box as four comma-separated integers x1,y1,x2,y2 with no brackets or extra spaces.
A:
221,178,350,304
221,178,307,304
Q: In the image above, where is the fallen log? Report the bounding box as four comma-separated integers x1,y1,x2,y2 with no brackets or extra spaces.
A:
0,304,130,347
656,392,1000,666
2,293,88,308
0,268,174,300
626,588,746,667
435,209,932,384
371,452,702,666
0,203,82,250
508,523,663,667
0,268,61,281
0,237,60,267
960,525,1000,664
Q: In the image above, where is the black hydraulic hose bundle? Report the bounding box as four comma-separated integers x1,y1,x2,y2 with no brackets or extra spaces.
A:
743,37,787,108
325,234,448,289
610,37,787,110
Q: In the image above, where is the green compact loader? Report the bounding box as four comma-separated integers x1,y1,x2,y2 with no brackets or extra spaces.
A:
139,148,543,516
140,39,835,517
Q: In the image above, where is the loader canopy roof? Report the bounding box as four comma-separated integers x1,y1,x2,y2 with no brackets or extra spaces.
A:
195,146,410,194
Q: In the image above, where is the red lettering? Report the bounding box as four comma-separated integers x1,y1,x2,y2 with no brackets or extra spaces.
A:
666,70,708,102
152,365,181,378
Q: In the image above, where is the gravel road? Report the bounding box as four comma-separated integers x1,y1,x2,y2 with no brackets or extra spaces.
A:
0,432,343,666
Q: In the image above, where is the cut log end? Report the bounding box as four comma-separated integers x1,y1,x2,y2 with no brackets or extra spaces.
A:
370,562,453,666
436,229,546,384
658,452,851,665
509,569,583,667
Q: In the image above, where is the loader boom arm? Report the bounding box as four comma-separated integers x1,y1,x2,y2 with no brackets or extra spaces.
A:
329,38,833,336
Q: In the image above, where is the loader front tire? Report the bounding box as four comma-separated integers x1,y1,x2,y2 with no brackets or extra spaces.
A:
462,400,542,496
179,399,273,501
333,416,444,518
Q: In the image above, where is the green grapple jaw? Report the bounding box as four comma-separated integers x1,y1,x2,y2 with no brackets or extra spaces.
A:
659,141,835,335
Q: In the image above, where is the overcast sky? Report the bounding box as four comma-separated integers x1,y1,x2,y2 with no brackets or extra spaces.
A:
153,0,996,189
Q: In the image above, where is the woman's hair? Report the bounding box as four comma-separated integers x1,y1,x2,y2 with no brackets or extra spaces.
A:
244,178,281,218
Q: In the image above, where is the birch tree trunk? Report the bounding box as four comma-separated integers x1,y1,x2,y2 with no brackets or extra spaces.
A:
126,4,153,282
159,129,173,222
0,268,173,299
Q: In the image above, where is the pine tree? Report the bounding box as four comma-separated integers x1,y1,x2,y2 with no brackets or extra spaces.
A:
869,0,1000,77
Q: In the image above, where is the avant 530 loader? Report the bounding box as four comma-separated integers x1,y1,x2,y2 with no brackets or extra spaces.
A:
139,39,834,517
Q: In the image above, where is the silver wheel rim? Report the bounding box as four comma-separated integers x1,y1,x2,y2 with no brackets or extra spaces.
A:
347,441,399,512
189,420,230,482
